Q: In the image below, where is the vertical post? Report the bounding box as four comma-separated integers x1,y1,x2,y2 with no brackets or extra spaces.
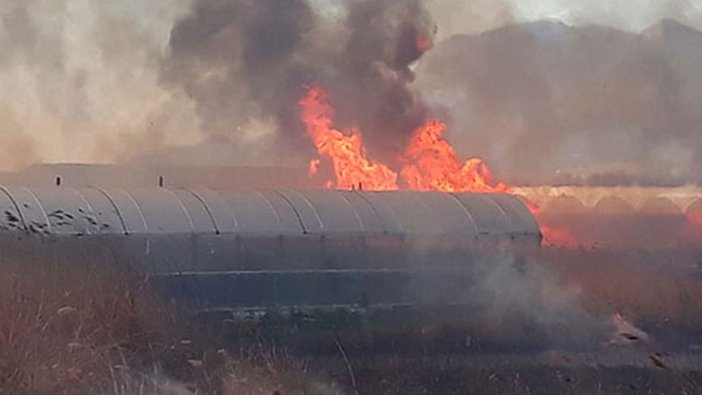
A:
55,176,61,187
158,175,164,188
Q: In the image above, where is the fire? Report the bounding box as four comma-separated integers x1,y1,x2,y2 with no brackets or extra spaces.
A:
680,208,702,245
308,159,321,177
299,86,399,191
401,120,511,193
529,206,580,248
539,224,579,248
416,35,430,53
692,211,702,229
299,86,509,194
299,84,575,247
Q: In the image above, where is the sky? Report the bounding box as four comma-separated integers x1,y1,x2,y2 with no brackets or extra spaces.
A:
0,0,701,170
427,0,702,37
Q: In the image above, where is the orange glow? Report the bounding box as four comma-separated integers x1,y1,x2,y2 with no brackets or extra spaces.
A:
299,87,510,195
416,36,430,53
680,209,702,245
299,84,576,247
528,204,580,248
690,210,702,227
401,119,511,193
299,85,399,191
308,159,321,177
540,225,579,248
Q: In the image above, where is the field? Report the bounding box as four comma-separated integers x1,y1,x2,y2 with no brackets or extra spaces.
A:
1,239,702,395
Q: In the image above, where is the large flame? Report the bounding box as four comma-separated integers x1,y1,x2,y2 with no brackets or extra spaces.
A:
401,120,511,193
299,86,399,191
299,85,575,247
300,86,508,194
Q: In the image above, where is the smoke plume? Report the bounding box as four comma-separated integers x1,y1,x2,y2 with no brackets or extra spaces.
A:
467,253,604,346
0,0,198,169
161,0,435,162
1,0,702,185
416,19,702,185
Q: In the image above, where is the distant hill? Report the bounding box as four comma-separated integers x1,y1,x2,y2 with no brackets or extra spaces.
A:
416,19,702,186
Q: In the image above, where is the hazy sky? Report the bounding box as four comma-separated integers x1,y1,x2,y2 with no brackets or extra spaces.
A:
427,0,702,37
0,0,701,170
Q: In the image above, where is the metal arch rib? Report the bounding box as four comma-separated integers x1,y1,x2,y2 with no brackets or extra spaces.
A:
163,188,195,233
489,196,524,232
213,189,240,232
450,193,509,234
352,191,390,234
337,192,365,232
91,187,129,235
289,191,324,231
186,189,220,235
118,188,149,233
72,188,100,234
479,194,511,233
447,193,480,234
0,185,27,233
23,186,52,233
274,191,308,234
255,191,284,230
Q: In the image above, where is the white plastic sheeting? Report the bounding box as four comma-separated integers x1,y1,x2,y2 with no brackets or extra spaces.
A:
0,187,541,238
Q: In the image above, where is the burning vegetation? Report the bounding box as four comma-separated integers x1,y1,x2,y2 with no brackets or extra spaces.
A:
299,84,577,247
299,83,702,249
300,86,399,191
1,0,702,393
300,84,511,194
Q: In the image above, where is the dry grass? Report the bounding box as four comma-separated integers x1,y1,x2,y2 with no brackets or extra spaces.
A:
0,254,180,394
1,240,702,394
0,244,340,395
542,249,702,330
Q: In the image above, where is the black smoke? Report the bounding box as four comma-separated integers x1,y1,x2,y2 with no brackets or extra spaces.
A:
161,0,435,162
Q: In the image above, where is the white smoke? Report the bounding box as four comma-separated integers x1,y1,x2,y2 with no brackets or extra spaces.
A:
427,0,702,39
0,0,199,168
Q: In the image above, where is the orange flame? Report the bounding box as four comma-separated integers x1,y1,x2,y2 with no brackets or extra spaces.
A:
526,202,580,248
299,86,398,191
299,85,577,247
692,210,702,229
308,159,321,177
401,120,511,193
416,35,430,53
680,209,702,245
299,86,509,194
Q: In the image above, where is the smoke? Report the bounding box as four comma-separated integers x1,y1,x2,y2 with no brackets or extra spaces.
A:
0,102,38,171
426,0,516,38
162,0,702,182
161,0,435,163
466,253,604,345
511,0,702,32
426,0,702,37
416,18,702,185
1,0,701,182
0,0,199,170
461,249,702,349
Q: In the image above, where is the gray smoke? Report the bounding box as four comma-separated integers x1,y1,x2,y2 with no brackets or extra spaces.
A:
0,0,197,170
426,0,702,37
2,0,702,184
161,0,435,162
468,253,604,345
416,19,702,185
